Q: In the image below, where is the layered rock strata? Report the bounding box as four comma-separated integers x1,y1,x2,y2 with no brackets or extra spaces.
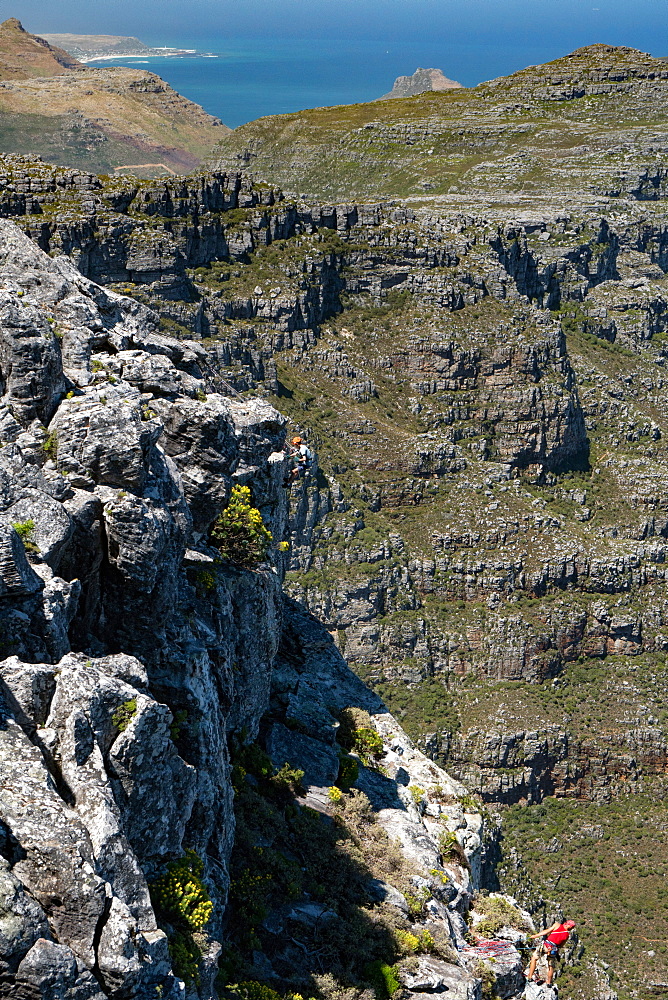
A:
0,220,514,999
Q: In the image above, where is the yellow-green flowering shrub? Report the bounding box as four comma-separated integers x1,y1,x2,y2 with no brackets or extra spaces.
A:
150,850,212,931
211,485,272,568
149,850,213,982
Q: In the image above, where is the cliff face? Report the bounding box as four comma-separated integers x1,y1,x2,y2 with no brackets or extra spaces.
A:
0,220,508,1000
0,218,290,997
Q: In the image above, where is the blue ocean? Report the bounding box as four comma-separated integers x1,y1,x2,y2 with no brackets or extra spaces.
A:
87,22,666,131
89,38,482,129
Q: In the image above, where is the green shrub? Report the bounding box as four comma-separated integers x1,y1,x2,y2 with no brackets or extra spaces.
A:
394,929,435,956
337,708,384,766
150,850,213,932
232,740,274,781
195,568,217,595
404,886,430,917
473,895,530,937
111,698,137,732
418,930,435,953
365,961,400,999
272,763,305,794
472,960,496,1000
410,786,425,806
394,929,420,954
169,930,202,985
211,485,272,568
149,850,213,984
439,830,470,869
228,868,272,948
336,753,359,790
352,727,384,763
225,981,283,1000
170,709,188,741
42,431,57,461
11,519,38,553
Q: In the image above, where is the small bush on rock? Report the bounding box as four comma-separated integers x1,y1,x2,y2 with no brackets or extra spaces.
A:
11,519,38,553
438,830,470,870
211,485,272,568
224,981,282,1000
42,431,57,461
111,698,137,732
151,850,213,931
149,849,213,983
473,895,530,937
364,961,400,999
471,959,496,1000
337,708,384,767
394,929,419,955
272,763,305,795
336,752,359,791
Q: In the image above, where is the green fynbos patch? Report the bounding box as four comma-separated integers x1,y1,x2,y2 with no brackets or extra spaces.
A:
111,698,137,732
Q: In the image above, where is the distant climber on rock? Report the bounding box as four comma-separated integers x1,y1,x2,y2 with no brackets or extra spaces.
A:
526,919,576,985
284,435,314,485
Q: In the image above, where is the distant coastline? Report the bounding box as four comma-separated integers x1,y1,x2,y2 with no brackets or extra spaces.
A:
37,32,208,64
82,49,201,63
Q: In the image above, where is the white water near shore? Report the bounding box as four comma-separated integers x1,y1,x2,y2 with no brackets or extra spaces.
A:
82,49,197,62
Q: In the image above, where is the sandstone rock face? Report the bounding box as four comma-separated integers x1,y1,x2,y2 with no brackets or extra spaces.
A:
0,217,500,1000
0,219,290,997
379,68,463,100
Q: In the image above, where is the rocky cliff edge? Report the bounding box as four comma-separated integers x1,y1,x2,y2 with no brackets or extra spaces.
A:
0,221,522,999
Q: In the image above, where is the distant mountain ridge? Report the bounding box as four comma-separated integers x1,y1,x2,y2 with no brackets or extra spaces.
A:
0,18,228,176
211,43,668,204
379,67,462,99
0,16,82,79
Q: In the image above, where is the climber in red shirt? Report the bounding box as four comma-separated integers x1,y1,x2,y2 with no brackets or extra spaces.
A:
527,920,576,985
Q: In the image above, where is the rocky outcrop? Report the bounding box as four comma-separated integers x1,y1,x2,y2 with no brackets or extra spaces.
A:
0,218,518,1000
0,219,292,997
379,69,462,100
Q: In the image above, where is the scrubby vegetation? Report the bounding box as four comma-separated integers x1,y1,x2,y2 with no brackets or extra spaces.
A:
111,697,137,732
11,518,38,553
211,485,273,568
497,795,668,999
222,740,456,1000
471,894,530,938
150,850,213,984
